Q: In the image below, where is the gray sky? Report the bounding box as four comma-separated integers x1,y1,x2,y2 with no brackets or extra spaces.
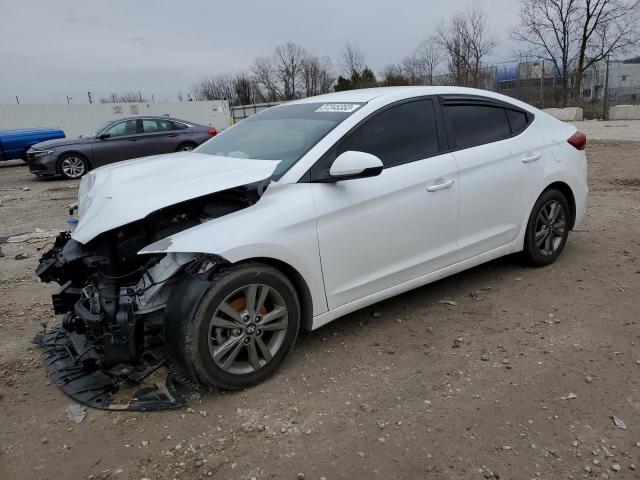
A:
0,0,520,104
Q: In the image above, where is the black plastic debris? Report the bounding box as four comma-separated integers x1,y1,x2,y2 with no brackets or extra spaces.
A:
34,326,187,411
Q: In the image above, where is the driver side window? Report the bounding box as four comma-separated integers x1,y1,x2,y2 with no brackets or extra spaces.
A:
105,120,138,137
337,99,440,168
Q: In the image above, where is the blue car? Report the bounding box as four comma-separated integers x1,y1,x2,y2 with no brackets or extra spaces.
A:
0,127,65,162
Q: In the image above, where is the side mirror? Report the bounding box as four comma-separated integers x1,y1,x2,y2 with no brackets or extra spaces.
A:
327,151,383,182
97,133,111,140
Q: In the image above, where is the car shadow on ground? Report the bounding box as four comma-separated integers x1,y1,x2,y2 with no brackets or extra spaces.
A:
295,253,521,341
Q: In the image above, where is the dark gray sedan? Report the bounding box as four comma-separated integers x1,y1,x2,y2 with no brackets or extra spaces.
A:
27,116,217,179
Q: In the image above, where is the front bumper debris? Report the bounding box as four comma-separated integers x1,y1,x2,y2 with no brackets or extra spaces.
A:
34,325,187,411
34,231,196,411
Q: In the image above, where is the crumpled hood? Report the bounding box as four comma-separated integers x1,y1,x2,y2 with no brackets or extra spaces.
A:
72,152,279,244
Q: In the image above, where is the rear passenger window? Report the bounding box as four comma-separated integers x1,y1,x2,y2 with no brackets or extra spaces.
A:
444,105,511,148
142,119,159,133
171,121,188,130
506,109,528,134
337,100,439,168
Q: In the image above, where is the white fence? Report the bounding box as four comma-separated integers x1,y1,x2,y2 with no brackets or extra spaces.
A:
0,101,231,138
231,102,282,123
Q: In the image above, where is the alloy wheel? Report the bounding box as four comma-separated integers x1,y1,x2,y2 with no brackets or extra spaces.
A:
208,284,289,375
534,200,566,256
60,156,85,178
179,144,194,151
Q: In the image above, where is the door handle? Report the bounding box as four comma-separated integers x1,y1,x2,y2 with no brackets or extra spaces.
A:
521,153,541,163
426,179,454,192
129,138,141,141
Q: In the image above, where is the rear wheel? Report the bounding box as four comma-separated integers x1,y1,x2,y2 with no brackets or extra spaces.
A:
523,189,570,266
169,263,300,390
176,142,196,152
58,153,88,179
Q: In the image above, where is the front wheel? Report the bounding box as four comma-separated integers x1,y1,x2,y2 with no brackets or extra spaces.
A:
168,263,300,390
58,153,89,179
523,189,570,266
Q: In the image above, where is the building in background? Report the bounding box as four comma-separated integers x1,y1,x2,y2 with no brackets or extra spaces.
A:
581,58,640,104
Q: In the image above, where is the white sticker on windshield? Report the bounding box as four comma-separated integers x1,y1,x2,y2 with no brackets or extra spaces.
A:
315,103,361,113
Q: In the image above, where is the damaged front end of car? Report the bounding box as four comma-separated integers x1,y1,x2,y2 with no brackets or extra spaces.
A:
34,174,271,410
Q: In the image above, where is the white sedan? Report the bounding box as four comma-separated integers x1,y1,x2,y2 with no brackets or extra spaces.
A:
37,86,587,394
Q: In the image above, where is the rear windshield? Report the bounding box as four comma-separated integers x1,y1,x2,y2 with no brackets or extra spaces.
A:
195,103,364,179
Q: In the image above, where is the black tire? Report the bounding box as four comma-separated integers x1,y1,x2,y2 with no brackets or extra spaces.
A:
523,189,571,266
58,153,89,179
176,142,197,152
167,263,300,390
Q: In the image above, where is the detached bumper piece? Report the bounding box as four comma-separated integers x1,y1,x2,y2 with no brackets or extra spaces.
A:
34,326,187,411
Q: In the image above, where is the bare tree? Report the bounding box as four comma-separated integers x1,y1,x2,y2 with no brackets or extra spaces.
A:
273,42,307,100
339,38,366,78
100,91,145,103
574,0,640,100
302,54,334,97
232,72,258,105
191,75,236,102
513,0,639,106
251,56,282,101
381,64,409,85
514,0,582,106
436,1,497,87
190,73,261,105
251,43,333,101
402,37,444,84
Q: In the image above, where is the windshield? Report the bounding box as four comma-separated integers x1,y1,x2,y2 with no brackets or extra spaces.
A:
194,102,364,179
80,121,113,138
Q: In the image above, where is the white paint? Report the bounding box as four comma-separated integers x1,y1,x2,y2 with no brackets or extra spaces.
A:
73,154,279,244
313,151,459,309
68,86,588,330
0,101,230,138
328,151,382,177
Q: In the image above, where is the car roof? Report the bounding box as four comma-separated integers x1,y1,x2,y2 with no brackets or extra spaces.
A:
288,86,524,105
107,115,184,122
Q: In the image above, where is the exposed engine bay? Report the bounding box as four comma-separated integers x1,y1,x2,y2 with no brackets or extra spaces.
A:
34,180,268,410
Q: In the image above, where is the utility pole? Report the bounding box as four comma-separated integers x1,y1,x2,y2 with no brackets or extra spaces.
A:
87,91,93,104
138,90,142,102
151,94,155,103
603,55,610,120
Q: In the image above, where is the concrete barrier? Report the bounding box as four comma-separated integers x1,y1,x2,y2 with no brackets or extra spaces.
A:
609,104,640,120
543,107,584,121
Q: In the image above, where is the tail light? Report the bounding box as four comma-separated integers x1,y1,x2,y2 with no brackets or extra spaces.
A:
567,131,587,151
207,128,217,136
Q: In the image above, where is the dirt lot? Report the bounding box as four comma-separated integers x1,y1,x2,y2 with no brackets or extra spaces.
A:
1,139,639,480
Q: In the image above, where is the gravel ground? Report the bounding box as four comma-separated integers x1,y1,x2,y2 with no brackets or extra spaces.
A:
1,137,640,480
571,120,640,141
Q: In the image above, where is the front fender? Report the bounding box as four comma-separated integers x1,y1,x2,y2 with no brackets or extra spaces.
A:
140,183,328,316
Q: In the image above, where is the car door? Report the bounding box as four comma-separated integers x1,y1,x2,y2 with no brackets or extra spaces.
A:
441,97,544,260
309,99,461,310
92,119,144,166
138,119,178,156
169,120,197,148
